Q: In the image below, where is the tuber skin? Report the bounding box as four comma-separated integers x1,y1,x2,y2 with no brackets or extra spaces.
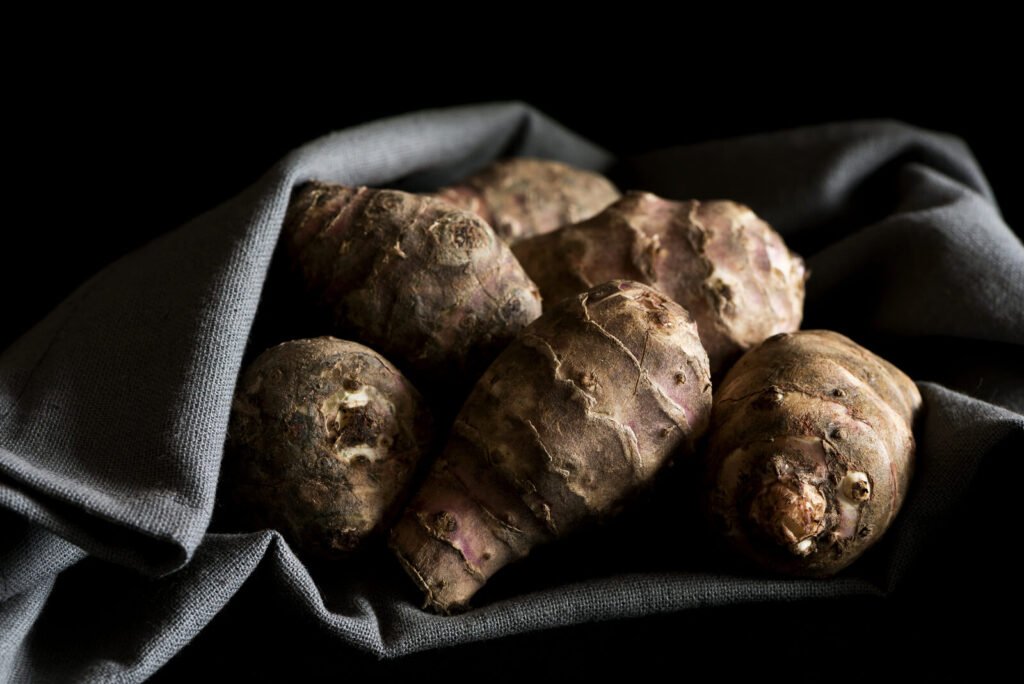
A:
283,182,542,388
390,280,712,613
512,191,807,374
221,337,433,561
704,330,922,576
434,157,621,244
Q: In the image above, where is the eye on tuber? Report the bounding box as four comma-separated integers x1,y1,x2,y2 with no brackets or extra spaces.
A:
434,157,621,244
390,280,712,613
283,182,542,387
512,191,807,374
704,330,922,576
222,337,434,560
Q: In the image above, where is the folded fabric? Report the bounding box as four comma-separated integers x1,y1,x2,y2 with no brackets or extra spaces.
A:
1,102,1021,682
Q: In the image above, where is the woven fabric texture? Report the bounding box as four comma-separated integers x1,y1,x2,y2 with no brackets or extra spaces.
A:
1,102,1021,682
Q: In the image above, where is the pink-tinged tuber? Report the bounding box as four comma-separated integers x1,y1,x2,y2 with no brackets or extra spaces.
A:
390,280,712,613
283,182,542,386
705,330,922,576
222,337,433,560
512,191,807,374
435,157,621,244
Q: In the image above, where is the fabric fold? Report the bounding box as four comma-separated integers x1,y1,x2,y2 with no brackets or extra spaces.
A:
0,103,1019,681
0,103,613,578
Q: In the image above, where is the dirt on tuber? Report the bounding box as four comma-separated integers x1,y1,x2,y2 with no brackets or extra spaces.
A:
513,191,807,374
221,337,434,561
389,280,712,613
434,157,621,244
704,330,922,576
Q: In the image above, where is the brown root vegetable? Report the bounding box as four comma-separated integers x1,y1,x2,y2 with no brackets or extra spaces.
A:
705,330,922,576
283,182,542,386
222,337,433,561
512,191,807,374
390,280,712,613
434,157,620,244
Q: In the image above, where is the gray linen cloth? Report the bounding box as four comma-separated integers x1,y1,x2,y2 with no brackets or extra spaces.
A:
1,102,1021,681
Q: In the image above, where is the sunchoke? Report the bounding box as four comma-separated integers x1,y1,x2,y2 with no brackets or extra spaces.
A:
704,330,921,576
435,157,620,244
222,337,433,560
513,191,807,374
390,280,712,613
283,182,542,386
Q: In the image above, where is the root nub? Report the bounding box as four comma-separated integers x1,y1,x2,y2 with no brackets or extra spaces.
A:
749,480,827,555
840,471,871,503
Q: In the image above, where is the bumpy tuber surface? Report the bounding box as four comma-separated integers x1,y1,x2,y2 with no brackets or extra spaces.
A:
283,182,542,386
434,157,620,244
390,280,712,613
222,337,433,561
705,330,922,576
512,191,807,374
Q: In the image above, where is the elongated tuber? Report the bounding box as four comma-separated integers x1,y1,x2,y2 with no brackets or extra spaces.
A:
512,191,807,374
222,337,433,560
435,157,620,244
390,280,712,613
283,182,542,386
704,330,921,576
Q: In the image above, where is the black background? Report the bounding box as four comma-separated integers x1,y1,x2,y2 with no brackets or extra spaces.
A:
4,36,1020,351
4,29,1020,679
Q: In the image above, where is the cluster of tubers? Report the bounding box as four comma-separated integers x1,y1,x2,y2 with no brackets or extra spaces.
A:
220,156,922,613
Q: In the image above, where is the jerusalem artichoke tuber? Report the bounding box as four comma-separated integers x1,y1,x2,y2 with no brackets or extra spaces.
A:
704,330,921,576
283,182,542,387
435,157,620,244
390,280,712,613
513,191,807,374
222,337,433,560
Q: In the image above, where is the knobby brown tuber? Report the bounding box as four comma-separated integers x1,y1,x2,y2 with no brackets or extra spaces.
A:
222,337,434,561
704,330,921,576
513,191,807,374
435,157,621,244
390,280,712,613
282,182,542,388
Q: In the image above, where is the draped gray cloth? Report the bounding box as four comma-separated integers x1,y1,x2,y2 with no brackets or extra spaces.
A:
1,103,1021,681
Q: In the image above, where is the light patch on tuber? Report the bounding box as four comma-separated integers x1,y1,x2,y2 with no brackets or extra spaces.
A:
320,386,373,414
793,539,815,556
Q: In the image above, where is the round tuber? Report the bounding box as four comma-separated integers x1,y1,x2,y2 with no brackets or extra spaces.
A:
704,330,922,576
390,280,712,613
222,337,434,560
